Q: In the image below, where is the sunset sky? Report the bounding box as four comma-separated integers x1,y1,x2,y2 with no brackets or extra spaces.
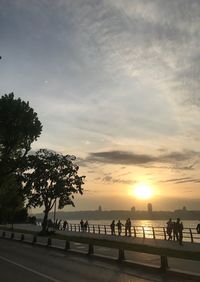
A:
1,0,200,211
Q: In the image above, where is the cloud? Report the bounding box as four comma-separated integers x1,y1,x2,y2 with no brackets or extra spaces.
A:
1,1,200,178
159,150,197,162
83,149,200,167
102,175,135,185
160,176,200,185
86,150,156,165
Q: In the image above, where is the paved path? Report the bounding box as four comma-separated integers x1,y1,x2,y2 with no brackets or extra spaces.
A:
8,224,200,251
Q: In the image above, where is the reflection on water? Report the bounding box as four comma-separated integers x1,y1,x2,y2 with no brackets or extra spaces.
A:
66,219,200,242
68,219,199,228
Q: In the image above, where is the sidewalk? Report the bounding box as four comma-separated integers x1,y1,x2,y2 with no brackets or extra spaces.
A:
5,223,200,253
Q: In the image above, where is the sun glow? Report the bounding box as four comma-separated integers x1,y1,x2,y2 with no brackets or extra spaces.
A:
133,183,153,200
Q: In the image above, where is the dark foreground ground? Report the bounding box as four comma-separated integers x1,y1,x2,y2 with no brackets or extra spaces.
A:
0,239,198,282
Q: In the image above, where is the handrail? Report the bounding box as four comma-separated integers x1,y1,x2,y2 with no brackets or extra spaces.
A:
48,222,200,243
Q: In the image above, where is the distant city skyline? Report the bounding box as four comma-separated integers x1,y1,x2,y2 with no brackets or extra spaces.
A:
1,0,200,212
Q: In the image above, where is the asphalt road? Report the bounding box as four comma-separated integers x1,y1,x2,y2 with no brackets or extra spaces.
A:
0,239,165,282
1,224,200,277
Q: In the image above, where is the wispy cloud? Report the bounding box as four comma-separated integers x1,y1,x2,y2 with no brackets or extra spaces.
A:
160,176,200,185
102,174,135,185
83,149,200,167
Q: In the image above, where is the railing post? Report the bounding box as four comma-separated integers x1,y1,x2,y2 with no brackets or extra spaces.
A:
142,227,145,238
163,227,166,240
133,226,136,237
118,248,125,261
2,231,5,238
10,232,14,239
75,225,77,232
65,240,70,250
32,235,37,244
160,255,168,272
88,225,90,233
78,225,80,232
47,237,52,246
88,244,94,255
98,225,100,234
70,224,72,231
93,225,95,234
21,234,24,241
104,225,107,235
189,228,193,243
152,227,156,239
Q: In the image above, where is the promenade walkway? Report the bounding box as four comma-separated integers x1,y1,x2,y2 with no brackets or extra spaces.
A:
7,223,200,254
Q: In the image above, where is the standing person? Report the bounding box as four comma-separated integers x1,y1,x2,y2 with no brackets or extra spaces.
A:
166,218,173,240
84,220,89,232
80,219,84,232
125,219,128,236
172,221,176,241
127,218,132,236
116,220,123,236
125,218,132,236
63,220,68,231
110,220,115,235
173,220,179,241
176,218,184,245
196,220,200,234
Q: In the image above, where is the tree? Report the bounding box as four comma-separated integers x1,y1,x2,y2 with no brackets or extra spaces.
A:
0,174,27,227
0,93,42,184
23,149,85,233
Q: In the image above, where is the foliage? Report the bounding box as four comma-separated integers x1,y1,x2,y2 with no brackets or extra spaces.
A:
0,174,27,225
0,93,42,182
23,149,85,233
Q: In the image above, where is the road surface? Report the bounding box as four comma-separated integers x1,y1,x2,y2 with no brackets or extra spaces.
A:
0,239,168,282
2,224,200,276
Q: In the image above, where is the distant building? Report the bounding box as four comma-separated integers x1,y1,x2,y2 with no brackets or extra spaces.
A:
182,206,187,211
147,203,153,213
98,205,102,212
131,206,136,213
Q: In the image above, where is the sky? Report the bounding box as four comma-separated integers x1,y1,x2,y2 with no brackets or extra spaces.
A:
1,0,200,212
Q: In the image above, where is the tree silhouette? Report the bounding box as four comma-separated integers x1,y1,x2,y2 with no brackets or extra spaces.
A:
0,174,26,227
0,93,42,184
23,149,85,233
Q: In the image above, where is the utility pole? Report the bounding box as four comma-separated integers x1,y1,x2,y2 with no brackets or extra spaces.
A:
53,198,57,230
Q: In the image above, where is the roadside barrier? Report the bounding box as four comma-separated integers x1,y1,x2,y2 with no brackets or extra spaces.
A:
1,228,200,274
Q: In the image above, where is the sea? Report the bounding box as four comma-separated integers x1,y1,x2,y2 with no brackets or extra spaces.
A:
66,219,199,229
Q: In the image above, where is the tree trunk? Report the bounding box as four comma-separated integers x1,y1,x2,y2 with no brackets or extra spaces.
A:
42,210,49,234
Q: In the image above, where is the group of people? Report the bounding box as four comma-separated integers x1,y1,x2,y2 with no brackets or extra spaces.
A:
46,217,200,246
80,219,89,232
110,218,132,236
166,218,184,245
47,219,68,231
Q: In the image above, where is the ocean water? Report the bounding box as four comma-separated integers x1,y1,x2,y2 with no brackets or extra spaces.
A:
67,219,199,229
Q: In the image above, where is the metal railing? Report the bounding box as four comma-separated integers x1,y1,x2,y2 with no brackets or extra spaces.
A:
57,223,200,243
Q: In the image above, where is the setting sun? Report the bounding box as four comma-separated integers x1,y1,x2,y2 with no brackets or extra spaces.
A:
133,183,153,200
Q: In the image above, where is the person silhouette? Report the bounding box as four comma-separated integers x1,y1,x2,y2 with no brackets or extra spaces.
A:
125,218,131,236
166,218,173,240
196,221,200,234
110,220,115,235
80,219,84,232
84,220,89,232
175,218,184,245
116,220,123,236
